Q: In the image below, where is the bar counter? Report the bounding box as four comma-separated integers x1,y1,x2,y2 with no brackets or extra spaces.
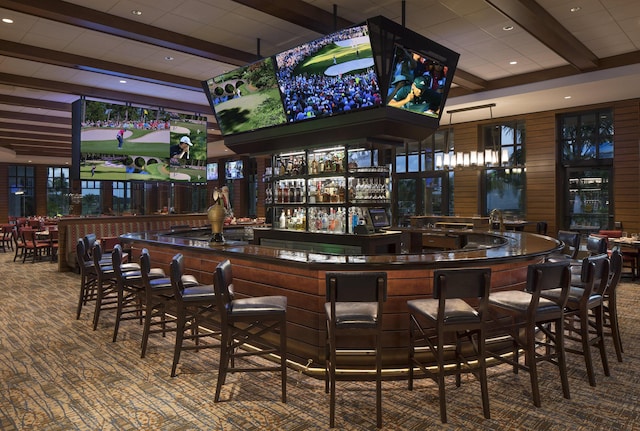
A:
120,228,562,375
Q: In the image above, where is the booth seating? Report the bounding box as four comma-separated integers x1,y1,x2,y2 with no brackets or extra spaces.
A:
57,214,209,272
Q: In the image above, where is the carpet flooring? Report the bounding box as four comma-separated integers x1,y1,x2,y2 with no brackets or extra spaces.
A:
0,252,639,430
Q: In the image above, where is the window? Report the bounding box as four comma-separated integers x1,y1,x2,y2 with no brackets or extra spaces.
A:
8,165,35,217
47,167,70,216
394,131,453,224
481,121,526,217
81,180,102,215
558,109,613,231
560,109,613,163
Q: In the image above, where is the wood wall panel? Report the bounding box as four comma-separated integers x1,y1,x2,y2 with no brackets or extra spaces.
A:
613,101,640,232
522,111,557,234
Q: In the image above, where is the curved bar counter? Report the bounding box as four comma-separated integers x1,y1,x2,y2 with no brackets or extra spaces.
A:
120,228,562,376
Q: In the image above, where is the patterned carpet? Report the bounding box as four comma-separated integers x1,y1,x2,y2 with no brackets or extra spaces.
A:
0,252,639,431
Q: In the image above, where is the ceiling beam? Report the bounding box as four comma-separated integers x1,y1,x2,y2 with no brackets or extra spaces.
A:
0,110,71,125
0,40,203,91
0,0,259,66
2,131,69,142
0,121,70,135
485,0,599,71
0,73,210,114
232,0,354,34
0,94,70,111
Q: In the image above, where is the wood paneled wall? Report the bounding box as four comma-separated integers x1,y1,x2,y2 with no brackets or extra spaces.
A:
613,101,640,232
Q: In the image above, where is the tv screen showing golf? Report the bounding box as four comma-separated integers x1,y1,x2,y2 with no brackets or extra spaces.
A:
386,45,453,120
76,99,207,182
274,23,382,123
203,57,287,136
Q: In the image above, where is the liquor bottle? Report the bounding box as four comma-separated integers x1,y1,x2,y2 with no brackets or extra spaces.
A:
295,181,302,203
288,182,295,203
283,182,289,203
279,210,286,229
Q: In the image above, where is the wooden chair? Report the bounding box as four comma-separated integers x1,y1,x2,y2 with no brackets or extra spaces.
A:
169,254,219,377
487,261,572,406
139,249,198,359
602,249,624,362
111,244,165,343
324,271,387,428
214,259,287,403
408,268,491,423
21,228,50,263
542,253,610,386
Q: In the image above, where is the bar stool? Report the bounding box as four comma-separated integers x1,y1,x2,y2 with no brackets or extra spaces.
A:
92,242,139,331
213,259,287,403
139,248,199,358
75,239,97,319
169,253,220,377
487,261,572,406
541,253,610,386
408,268,491,423
112,244,165,343
324,271,387,428
602,249,624,362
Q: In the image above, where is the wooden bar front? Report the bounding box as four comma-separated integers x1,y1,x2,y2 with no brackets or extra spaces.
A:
120,229,561,375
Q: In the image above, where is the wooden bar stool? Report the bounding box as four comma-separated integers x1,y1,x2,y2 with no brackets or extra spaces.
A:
408,268,491,423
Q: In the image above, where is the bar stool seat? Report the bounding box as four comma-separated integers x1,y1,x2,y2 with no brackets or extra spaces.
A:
214,259,287,403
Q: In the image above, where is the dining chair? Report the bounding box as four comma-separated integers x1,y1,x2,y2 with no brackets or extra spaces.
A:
324,271,387,428
602,249,623,362
408,268,491,423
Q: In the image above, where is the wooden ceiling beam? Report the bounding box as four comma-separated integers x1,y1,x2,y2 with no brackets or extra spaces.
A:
232,0,354,34
0,94,70,111
0,131,69,142
0,0,258,66
0,40,203,91
0,110,71,125
485,0,599,71
0,122,70,135
0,73,210,114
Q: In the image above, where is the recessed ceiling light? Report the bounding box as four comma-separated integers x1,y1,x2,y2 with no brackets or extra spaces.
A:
502,25,514,31
119,80,127,84
2,18,14,24
509,61,518,65
131,10,142,16
570,6,581,12
165,56,174,61
564,96,572,99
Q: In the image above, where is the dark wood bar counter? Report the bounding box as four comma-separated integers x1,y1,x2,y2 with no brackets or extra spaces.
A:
120,228,562,375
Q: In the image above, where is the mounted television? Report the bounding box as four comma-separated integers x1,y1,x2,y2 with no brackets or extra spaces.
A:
225,160,244,180
368,207,391,232
202,57,287,136
275,23,382,123
206,162,219,181
72,99,207,183
385,45,455,120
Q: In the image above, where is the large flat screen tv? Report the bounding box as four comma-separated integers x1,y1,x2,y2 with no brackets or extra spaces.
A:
206,162,219,181
73,99,207,182
202,57,287,136
275,23,382,123
385,45,454,120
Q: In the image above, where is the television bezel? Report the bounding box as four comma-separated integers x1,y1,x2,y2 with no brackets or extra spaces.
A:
274,22,383,125
206,162,219,181
202,56,287,137
225,160,244,180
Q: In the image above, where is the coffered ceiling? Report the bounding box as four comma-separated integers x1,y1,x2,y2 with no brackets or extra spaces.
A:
0,0,639,164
